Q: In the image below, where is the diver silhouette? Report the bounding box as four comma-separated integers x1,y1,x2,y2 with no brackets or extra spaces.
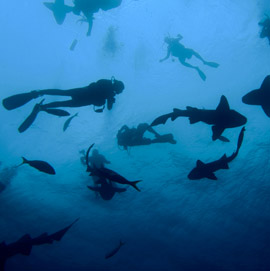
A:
117,123,176,150
2,77,124,133
160,34,219,81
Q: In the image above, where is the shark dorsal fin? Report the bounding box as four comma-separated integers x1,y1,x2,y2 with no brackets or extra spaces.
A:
196,160,205,168
260,75,270,91
216,95,230,112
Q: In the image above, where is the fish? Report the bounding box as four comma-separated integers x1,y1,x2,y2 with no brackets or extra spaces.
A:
151,95,247,141
105,240,125,259
188,127,245,180
42,108,70,117
242,75,270,117
19,157,56,175
90,167,142,192
0,218,79,270
63,113,78,132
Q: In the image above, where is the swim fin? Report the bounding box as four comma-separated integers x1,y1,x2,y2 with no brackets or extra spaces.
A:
42,108,70,117
197,69,206,81
2,91,39,110
18,99,44,133
204,61,219,68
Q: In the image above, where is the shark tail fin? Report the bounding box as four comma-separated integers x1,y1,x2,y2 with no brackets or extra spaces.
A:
130,180,142,192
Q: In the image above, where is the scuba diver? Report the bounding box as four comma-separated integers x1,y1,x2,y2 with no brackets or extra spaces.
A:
2,77,124,133
160,34,219,81
259,14,270,44
85,144,127,200
117,123,177,151
73,0,122,36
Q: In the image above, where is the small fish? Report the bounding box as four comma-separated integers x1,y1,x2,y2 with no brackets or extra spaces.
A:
63,113,78,132
19,157,56,175
105,240,125,259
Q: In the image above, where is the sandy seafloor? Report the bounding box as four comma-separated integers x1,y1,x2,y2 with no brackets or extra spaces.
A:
0,0,270,270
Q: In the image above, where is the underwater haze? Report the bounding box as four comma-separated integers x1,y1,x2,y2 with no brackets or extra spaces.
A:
1,0,270,270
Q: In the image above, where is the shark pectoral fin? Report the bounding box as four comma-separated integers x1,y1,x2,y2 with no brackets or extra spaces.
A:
206,172,218,180
212,126,225,141
216,95,230,111
189,117,199,124
262,104,270,117
196,160,205,168
219,135,230,142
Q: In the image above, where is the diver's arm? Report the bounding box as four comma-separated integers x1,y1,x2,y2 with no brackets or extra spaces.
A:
159,49,171,62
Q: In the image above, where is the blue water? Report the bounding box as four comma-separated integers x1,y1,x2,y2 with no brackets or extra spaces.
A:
0,0,270,270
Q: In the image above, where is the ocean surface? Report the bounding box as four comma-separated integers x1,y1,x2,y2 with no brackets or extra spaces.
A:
0,0,270,270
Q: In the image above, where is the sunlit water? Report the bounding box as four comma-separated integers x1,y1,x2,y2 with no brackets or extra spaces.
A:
0,0,270,270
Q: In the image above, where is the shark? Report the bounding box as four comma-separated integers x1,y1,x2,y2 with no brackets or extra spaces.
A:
44,0,73,25
151,95,247,141
188,127,245,180
242,75,270,117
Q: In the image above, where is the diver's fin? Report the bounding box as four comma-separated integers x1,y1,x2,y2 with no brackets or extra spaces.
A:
2,91,39,110
18,99,44,133
218,135,230,142
48,218,79,242
212,126,225,141
204,61,219,68
197,69,206,81
151,113,172,126
130,180,142,192
85,143,95,171
42,108,70,117
216,95,230,112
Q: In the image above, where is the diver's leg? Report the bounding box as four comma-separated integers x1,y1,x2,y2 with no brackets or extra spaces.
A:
191,49,219,68
38,87,82,97
41,100,79,109
179,59,206,81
